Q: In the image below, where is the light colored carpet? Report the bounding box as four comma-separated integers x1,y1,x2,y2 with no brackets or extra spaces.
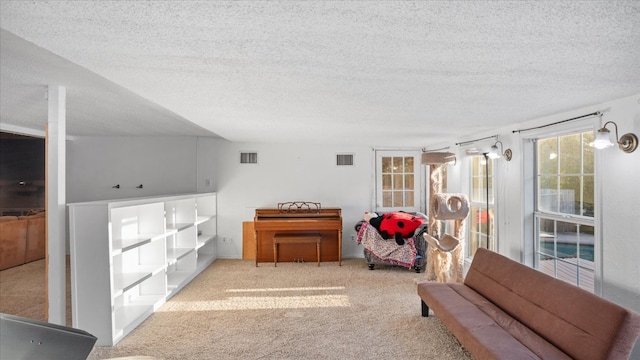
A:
0,259,48,321
0,258,73,326
1,258,473,360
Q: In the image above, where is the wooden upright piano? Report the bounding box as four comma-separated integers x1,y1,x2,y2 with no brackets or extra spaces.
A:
254,202,342,266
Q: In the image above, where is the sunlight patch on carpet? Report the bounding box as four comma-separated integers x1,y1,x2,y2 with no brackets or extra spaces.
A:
225,286,345,293
284,311,304,318
157,294,350,312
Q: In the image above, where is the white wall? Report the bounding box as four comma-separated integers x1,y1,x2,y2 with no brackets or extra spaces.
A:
62,95,640,356
428,94,640,357
215,141,374,259
438,94,640,315
67,136,203,203
196,137,220,193
65,95,640,320
503,94,640,357
595,95,640,312
504,94,640,314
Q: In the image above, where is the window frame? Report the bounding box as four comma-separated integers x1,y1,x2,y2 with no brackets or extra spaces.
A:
532,130,596,292
467,154,496,257
374,150,423,213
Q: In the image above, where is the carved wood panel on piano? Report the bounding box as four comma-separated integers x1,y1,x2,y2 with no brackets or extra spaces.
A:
254,202,342,266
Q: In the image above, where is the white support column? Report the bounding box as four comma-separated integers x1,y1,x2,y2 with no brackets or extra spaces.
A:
46,85,66,325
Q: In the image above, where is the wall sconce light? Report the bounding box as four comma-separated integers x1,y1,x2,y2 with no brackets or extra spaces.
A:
589,120,638,153
488,140,512,161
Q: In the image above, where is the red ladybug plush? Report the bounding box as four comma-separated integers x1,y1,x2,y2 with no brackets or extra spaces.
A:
366,211,425,245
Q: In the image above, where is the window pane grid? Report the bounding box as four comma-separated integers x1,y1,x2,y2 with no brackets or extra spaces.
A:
535,215,594,292
535,131,595,293
469,205,494,256
537,132,594,218
381,156,415,208
469,157,495,257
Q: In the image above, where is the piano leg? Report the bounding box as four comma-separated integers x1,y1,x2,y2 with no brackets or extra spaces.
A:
274,241,278,267
255,230,259,267
338,232,342,266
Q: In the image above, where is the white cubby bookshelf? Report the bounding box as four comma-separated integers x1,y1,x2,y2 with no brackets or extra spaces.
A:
68,192,217,346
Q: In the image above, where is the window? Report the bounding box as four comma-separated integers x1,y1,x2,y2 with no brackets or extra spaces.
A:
468,156,495,256
534,131,595,292
375,151,421,213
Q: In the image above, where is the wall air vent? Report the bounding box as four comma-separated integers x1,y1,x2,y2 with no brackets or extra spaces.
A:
240,152,258,164
336,153,354,166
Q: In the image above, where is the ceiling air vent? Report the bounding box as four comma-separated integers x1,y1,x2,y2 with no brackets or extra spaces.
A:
240,152,258,164
336,153,354,166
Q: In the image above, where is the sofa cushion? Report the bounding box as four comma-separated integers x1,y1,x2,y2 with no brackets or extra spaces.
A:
465,248,640,360
418,282,571,359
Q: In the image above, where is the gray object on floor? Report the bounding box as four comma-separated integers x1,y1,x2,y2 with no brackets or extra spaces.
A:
0,312,97,360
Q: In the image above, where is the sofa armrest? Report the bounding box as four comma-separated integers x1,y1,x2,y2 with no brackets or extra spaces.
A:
21,214,46,263
0,220,28,270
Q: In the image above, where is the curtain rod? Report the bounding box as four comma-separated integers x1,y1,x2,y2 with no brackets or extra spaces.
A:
512,111,601,134
456,135,498,146
422,146,450,152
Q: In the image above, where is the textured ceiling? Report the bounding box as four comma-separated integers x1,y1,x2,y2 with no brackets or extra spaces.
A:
1,1,639,146
0,29,217,137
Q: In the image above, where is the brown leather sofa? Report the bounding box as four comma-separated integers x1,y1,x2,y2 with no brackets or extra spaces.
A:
0,211,45,270
418,248,640,360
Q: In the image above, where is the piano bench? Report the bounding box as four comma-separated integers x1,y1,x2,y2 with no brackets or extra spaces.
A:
273,233,322,267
